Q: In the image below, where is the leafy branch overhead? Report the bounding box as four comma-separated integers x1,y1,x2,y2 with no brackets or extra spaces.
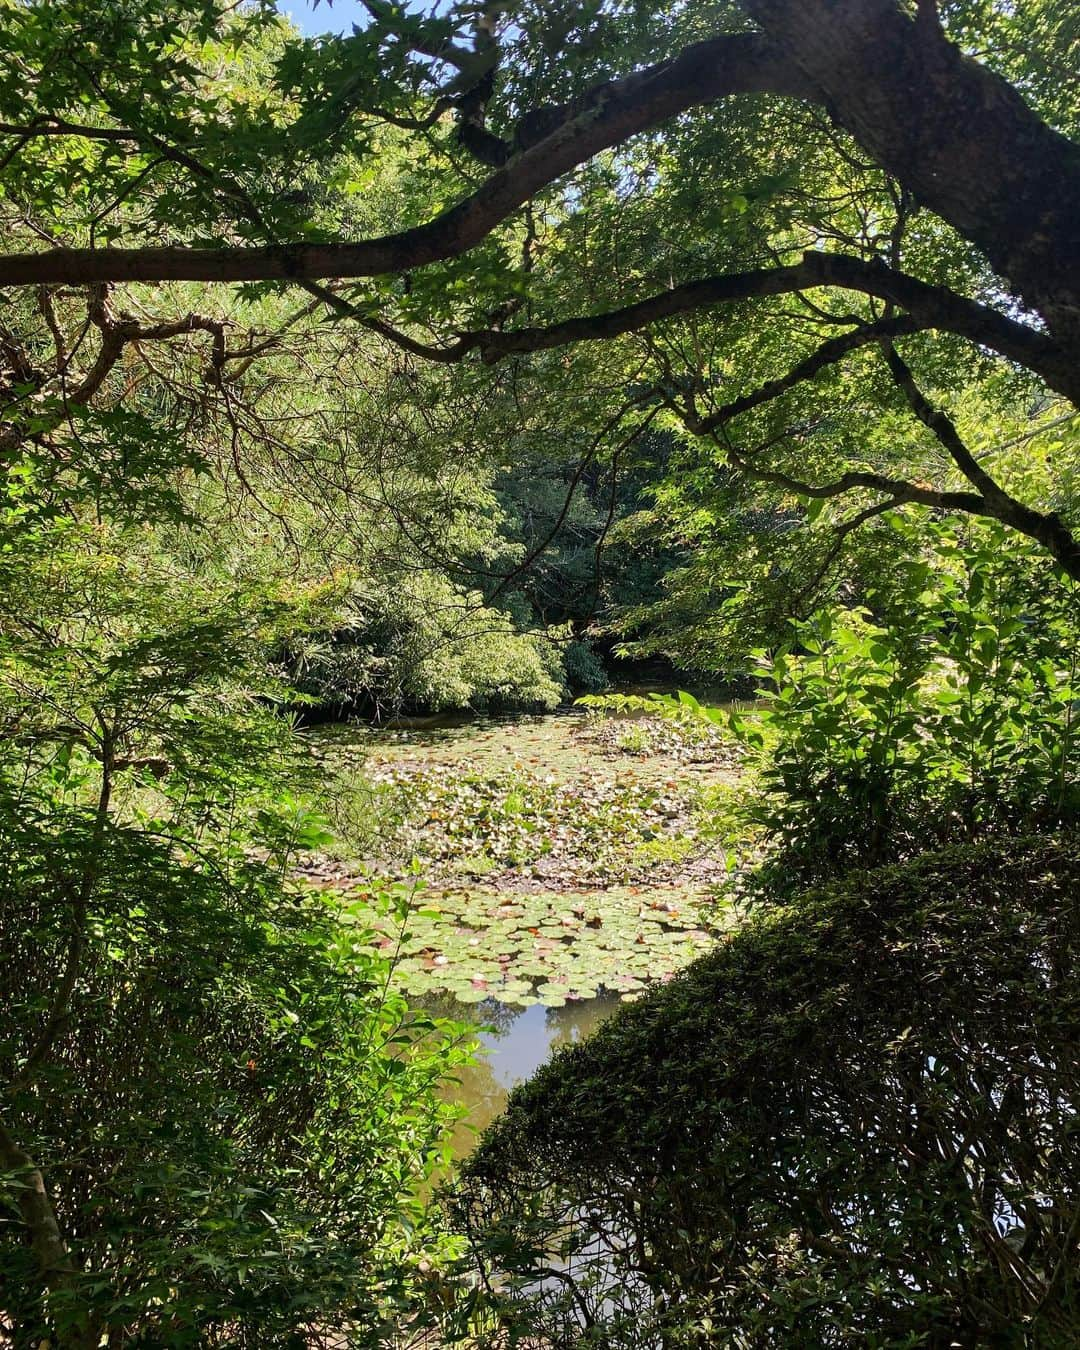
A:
2,0,1079,584
2,0,1080,585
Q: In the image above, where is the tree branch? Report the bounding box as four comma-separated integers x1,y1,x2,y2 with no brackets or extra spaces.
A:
695,314,919,431
466,253,1069,395
740,0,1080,345
67,289,228,408
306,253,1070,407
0,34,814,288
719,439,986,514
0,1118,78,1296
883,344,1080,579
791,496,900,610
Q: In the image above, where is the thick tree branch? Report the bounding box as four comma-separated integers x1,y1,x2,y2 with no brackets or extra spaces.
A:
718,440,986,515
68,290,228,408
0,287,238,455
3,0,1079,389
0,1118,78,1295
0,117,135,143
471,253,1065,380
741,0,1080,347
403,253,1072,402
357,0,476,73
884,345,1080,579
0,34,814,288
327,254,1070,406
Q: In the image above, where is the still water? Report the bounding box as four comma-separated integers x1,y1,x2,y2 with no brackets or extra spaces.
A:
314,693,744,1157
429,993,623,1157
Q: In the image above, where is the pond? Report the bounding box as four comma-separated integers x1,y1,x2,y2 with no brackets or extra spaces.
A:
300,700,749,1153
426,993,625,1157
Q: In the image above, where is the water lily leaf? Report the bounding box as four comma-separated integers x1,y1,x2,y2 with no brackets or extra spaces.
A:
535,985,568,1008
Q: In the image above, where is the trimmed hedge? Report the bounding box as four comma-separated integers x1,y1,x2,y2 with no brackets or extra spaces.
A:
456,838,1080,1347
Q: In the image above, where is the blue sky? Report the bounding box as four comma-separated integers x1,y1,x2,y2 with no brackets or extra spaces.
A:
277,1,363,35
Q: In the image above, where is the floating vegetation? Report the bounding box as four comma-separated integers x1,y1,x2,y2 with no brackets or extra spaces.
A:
305,709,749,1010
341,884,728,1007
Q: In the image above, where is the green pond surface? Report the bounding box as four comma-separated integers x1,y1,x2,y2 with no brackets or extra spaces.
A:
303,702,748,1153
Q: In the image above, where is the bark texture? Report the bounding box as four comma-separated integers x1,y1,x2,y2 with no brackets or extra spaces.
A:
743,0,1080,350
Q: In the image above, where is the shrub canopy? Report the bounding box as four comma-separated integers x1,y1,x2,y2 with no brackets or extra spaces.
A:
457,837,1080,1347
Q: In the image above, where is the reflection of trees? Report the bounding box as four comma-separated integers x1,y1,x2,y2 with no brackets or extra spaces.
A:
545,995,622,1052
423,996,529,1158
429,995,624,1160
477,998,529,1037
416,992,525,1037
456,842,1080,1345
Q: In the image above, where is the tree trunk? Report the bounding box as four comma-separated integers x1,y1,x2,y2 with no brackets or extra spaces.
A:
742,0,1080,354
0,1119,98,1349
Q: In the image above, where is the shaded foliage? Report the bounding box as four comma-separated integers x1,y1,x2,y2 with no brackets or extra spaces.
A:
457,837,1080,1347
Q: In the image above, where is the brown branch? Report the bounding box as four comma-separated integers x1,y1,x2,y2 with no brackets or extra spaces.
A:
792,496,901,610
720,440,985,514
295,253,1072,412
67,289,229,408
0,116,137,144
884,344,1080,579
0,287,240,455
0,34,814,288
696,313,920,431
486,405,659,604
37,287,68,373
467,254,1070,397
741,1,1080,331
0,1118,78,1295
356,0,475,72
698,356,1080,581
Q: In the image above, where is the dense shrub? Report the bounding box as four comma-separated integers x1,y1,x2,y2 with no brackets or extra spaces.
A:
455,837,1080,1347
740,520,1080,890
0,478,472,1347
0,813,470,1346
288,577,565,714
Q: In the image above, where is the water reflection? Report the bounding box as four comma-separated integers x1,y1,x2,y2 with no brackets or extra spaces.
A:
424,994,623,1157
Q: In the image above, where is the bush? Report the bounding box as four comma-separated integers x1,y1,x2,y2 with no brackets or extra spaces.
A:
454,837,1080,1348
740,519,1080,890
287,576,565,715
0,813,470,1346
0,480,472,1347
562,639,609,694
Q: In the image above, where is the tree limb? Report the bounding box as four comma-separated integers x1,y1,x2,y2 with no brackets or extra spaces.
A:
719,438,987,515
695,314,920,431
307,252,1071,406
0,1118,78,1294
740,0,1080,345
883,344,1080,579
467,253,1069,394
0,34,814,288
